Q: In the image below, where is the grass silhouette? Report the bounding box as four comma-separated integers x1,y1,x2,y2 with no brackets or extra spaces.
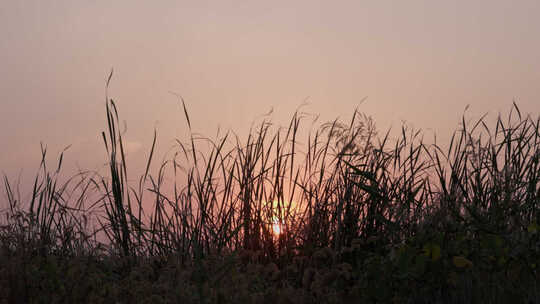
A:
1,82,539,302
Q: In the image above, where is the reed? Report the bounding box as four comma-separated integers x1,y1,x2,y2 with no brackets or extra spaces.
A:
1,93,538,302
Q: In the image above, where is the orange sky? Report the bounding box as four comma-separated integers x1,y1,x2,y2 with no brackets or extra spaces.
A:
1,1,539,190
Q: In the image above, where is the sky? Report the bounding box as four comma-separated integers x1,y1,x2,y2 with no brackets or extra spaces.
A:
1,1,539,187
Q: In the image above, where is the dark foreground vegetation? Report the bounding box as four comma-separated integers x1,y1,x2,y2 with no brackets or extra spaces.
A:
1,89,539,303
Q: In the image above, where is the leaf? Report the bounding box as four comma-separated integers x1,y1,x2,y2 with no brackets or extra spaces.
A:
423,243,442,261
528,222,538,234
342,160,377,181
431,245,441,261
453,256,473,268
414,254,427,276
396,245,414,273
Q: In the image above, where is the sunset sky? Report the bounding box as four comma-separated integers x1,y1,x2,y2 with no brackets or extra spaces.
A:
1,1,539,184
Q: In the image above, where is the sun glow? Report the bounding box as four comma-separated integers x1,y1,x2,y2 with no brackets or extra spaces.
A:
272,219,282,235
266,199,297,237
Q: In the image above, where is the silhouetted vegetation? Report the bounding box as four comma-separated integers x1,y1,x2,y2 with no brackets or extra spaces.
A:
1,84,539,303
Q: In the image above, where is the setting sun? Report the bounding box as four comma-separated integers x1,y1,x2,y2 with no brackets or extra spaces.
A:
272,219,282,236
266,199,298,237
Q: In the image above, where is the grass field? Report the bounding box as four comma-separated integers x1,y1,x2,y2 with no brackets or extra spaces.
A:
1,93,539,303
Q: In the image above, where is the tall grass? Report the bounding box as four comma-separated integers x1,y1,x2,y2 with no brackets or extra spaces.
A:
1,94,539,302
2,100,539,259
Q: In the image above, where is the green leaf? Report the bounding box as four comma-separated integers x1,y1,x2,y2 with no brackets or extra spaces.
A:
453,256,473,268
528,222,538,234
396,245,414,273
423,243,441,261
414,254,427,276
